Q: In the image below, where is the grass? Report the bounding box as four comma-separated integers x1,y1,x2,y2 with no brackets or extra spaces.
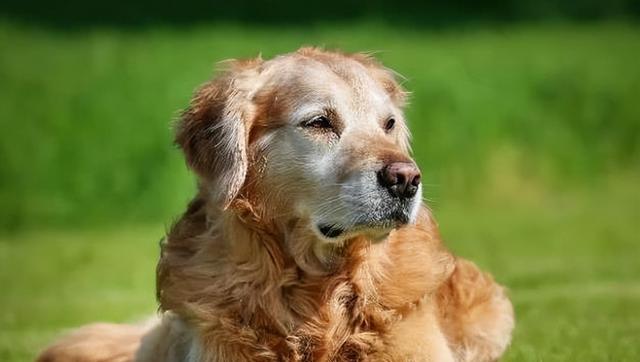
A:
440,174,640,361
0,226,159,361
1,20,639,361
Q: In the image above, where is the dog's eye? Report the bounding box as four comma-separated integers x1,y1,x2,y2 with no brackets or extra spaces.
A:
303,116,333,130
384,118,396,132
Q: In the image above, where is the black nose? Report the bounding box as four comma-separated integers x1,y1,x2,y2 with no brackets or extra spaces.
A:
377,162,421,199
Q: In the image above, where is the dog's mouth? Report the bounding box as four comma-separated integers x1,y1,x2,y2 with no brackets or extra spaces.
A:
316,219,401,242
318,224,345,238
314,191,420,242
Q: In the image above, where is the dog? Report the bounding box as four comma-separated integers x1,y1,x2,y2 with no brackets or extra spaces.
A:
38,47,514,362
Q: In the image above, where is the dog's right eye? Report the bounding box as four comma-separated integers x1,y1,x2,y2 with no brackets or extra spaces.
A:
302,116,333,130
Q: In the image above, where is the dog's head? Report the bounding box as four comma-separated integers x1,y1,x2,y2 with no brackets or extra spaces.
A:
177,48,421,244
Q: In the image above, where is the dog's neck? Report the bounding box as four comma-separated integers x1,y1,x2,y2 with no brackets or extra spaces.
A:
219,191,361,275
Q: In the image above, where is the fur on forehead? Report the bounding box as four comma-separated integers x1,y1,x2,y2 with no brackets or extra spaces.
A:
293,47,408,107
175,47,409,208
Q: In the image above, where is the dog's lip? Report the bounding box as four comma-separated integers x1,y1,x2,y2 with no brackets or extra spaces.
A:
318,224,345,238
316,220,399,240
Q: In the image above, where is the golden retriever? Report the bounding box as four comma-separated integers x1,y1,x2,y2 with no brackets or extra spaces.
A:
38,47,514,362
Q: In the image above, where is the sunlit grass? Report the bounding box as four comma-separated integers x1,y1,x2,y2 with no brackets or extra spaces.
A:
437,172,640,361
0,226,160,361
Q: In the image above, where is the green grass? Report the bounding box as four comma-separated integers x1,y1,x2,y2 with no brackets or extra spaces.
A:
0,226,160,361
439,174,640,361
1,20,639,361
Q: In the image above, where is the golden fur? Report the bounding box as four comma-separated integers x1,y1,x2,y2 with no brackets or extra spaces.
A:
38,48,514,362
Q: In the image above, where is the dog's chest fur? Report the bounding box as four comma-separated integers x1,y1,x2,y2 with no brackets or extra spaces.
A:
156,200,454,361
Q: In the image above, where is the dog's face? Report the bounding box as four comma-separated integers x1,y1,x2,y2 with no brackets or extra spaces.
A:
177,48,422,243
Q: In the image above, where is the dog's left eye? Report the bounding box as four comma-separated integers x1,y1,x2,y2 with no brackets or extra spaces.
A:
303,116,333,130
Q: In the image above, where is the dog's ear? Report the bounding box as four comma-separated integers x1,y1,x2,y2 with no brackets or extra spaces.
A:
176,59,263,208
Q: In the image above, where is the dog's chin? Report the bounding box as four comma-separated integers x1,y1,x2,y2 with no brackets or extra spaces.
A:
312,197,421,243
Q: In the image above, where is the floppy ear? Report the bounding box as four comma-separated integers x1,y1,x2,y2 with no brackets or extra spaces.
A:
175,60,262,208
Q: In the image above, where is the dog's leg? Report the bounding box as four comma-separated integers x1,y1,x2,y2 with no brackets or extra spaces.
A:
383,301,456,362
135,313,199,362
436,259,515,362
36,320,156,362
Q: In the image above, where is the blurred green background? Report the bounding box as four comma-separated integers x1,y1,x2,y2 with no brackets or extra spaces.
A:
1,1,639,361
